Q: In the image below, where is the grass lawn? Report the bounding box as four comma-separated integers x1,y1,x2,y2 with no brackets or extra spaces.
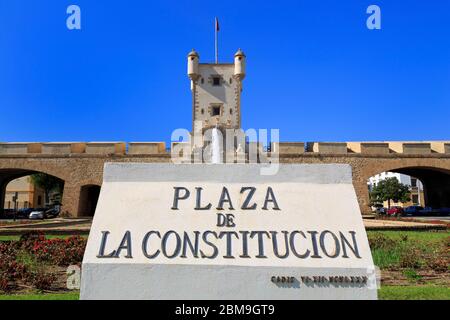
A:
0,291,79,300
0,286,448,300
379,286,450,300
367,230,449,242
367,230,449,269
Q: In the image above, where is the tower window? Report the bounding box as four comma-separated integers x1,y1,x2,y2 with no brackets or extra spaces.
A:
201,109,204,115
212,77,221,86
230,108,233,115
229,78,233,84
211,106,221,116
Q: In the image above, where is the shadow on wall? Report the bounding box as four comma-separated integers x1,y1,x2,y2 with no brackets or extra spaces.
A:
78,185,101,217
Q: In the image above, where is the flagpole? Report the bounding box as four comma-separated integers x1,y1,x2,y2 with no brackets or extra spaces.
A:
215,18,218,64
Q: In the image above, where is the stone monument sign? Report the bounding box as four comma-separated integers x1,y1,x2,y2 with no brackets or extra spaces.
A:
80,163,377,299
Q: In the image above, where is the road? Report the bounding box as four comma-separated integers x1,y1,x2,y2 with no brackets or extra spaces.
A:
402,216,450,222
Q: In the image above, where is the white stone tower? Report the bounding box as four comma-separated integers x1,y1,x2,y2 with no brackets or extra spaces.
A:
187,49,246,136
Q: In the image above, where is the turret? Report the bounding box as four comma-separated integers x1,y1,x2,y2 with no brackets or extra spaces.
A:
234,49,246,80
187,49,199,80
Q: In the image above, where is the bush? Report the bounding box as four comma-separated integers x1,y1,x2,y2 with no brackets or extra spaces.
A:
426,238,450,272
368,233,398,250
20,231,45,242
426,256,449,272
19,231,46,252
30,236,86,266
0,233,86,292
0,255,28,293
0,273,11,292
399,246,422,269
26,271,57,291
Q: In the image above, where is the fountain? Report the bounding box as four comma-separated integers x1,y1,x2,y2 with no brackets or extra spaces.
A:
211,126,222,164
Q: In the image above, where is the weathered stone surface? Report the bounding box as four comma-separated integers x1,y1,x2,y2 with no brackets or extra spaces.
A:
128,142,166,154
312,142,347,154
27,143,42,153
348,142,389,154
389,142,431,154
86,142,126,155
402,143,431,154
271,142,304,154
42,143,72,155
0,143,42,154
0,143,29,155
71,143,86,154
431,142,450,154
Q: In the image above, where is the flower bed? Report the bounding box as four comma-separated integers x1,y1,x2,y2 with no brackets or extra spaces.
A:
0,232,86,293
367,231,450,288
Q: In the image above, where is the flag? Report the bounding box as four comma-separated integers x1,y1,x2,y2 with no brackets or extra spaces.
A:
215,17,219,32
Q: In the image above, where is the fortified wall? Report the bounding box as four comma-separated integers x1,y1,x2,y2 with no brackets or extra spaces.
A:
1,141,449,216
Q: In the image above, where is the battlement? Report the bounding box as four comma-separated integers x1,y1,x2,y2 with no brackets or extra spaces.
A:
0,141,449,155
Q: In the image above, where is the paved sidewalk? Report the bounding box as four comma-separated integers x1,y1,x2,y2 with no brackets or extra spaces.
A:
0,218,92,235
363,218,447,231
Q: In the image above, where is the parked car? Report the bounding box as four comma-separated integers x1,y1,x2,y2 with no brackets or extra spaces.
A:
2,209,16,219
44,205,61,219
403,206,424,215
29,208,47,220
437,207,450,215
387,206,403,216
17,208,34,219
419,206,434,215
372,204,387,214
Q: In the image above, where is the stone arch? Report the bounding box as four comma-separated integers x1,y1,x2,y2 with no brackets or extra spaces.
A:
77,184,101,217
0,168,66,216
0,158,105,217
361,164,450,211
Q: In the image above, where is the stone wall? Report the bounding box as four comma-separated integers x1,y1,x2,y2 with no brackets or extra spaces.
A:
1,141,449,216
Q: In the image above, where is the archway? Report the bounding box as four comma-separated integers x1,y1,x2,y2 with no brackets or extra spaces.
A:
366,166,450,211
391,167,450,208
0,169,65,217
78,185,101,217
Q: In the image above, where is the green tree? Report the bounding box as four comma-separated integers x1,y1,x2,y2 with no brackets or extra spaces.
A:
370,177,411,209
29,173,64,206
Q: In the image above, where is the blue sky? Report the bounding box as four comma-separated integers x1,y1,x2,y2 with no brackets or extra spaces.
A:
0,1,449,143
